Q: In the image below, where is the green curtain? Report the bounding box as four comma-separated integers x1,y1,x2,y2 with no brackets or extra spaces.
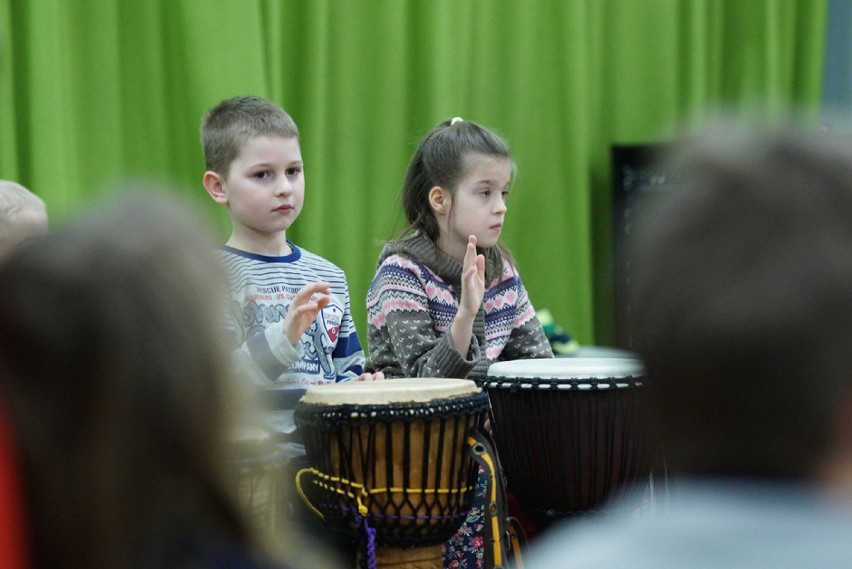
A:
0,0,827,347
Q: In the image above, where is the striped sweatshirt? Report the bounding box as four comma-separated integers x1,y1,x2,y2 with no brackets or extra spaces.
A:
218,244,364,421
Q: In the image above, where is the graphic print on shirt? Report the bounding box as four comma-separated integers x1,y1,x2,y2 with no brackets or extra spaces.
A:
239,297,286,341
236,285,343,383
303,302,343,379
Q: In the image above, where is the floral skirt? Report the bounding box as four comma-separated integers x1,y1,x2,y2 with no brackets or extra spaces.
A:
442,466,487,569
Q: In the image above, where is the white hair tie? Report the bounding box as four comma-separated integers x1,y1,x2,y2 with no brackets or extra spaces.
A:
450,117,464,125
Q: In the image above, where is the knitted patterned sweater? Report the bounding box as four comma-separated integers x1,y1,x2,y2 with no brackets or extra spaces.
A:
366,233,553,379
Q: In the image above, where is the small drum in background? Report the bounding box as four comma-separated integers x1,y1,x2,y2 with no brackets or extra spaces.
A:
230,426,286,538
294,378,490,569
482,355,651,527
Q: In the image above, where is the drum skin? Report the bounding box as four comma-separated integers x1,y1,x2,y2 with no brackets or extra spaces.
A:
482,357,651,525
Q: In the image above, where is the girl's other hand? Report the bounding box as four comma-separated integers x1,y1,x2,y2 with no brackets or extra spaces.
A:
355,371,385,382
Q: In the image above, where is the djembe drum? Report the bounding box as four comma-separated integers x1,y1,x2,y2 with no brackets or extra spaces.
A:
482,356,650,527
230,425,286,537
294,378,490,569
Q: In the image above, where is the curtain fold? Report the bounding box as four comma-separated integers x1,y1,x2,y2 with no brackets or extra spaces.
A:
0,0,827,346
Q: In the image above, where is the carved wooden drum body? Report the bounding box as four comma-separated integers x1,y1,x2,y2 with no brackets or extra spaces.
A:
483,356,651,526
295,378,490,569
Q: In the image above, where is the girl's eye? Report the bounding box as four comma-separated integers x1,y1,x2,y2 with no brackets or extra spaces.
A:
286,167,301,176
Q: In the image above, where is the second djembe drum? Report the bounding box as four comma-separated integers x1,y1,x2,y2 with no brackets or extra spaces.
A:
482,356,651,527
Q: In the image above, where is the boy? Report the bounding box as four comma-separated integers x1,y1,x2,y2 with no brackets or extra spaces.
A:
200,95,379,441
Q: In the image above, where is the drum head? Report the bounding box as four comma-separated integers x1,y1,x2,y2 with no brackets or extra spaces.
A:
486,356,643,380
300,377,480,405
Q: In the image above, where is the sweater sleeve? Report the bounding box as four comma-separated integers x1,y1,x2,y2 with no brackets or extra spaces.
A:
499,270,554,361
367,257,480,379
229,320,302,386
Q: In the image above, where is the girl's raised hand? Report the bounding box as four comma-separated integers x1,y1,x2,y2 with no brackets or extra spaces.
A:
460,234,485,317
282,281,331,346
449,235,485,355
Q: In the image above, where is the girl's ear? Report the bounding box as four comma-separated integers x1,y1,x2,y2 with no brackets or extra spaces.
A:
202,171,228,205
428,186,450,215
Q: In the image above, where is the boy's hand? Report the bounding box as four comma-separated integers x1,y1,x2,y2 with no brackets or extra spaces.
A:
282,282,331,346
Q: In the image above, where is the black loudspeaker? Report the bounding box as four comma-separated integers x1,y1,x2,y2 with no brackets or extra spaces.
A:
610,143,676,350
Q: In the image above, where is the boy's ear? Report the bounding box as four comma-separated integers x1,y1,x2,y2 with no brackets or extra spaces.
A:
202,171,228,205
428,186,450,215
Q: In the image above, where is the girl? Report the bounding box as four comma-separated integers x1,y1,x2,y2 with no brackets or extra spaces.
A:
366,117,553,568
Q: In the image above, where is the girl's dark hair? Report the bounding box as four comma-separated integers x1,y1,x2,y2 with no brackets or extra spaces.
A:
397,118,516,269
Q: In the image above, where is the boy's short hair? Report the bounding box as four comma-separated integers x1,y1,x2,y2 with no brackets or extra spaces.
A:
200,95,299,174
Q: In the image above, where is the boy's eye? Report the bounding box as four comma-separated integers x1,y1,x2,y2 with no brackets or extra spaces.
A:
253,171,272,179
286,167,301,176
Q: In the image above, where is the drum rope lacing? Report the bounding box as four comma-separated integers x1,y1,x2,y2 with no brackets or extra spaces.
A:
295,467,478,569
481,375,643,392
355,515,378,569
294,391,491,565
477,372,651,523
295,392,491,426
295,468,476,520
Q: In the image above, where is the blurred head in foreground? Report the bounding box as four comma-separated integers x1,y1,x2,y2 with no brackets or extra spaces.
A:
0,188,282,568
628,123,852,487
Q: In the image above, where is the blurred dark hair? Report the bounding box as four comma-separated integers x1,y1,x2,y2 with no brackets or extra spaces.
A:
628,124,852,479
0,187,264,568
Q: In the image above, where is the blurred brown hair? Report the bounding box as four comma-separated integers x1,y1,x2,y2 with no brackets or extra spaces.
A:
0,187,265,568
628,124,852,479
